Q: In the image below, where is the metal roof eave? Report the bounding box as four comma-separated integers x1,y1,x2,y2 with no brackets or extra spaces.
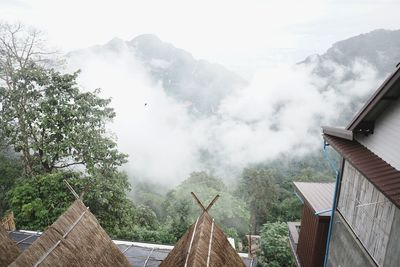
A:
346,65,400,131
322,126,353,140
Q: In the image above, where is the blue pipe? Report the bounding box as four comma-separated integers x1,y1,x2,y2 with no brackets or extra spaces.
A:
323,142,340,267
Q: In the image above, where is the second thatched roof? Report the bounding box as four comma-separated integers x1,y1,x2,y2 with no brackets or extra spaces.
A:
9,199,131,267
0,225,21,267
160,211,245,267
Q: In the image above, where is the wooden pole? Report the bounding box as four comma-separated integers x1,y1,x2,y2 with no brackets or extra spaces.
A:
191,192,207,212
64,179,80,200
205,195,220,212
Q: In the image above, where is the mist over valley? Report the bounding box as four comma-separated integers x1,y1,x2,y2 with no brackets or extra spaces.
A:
67,29,400,186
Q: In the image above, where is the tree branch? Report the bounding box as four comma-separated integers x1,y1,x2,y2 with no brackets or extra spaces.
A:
53,161,85,169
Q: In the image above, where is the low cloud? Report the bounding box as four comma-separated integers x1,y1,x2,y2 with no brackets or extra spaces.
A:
67,42,382,186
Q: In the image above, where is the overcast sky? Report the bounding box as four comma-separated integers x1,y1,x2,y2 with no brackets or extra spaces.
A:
1,0,399,72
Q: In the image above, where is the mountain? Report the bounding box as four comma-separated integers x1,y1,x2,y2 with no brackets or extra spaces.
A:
66,29,400,183
68,34,247,115
301,29,400,79
299,29,400,125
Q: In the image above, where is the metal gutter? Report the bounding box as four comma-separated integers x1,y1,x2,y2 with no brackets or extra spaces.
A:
322,126,353,141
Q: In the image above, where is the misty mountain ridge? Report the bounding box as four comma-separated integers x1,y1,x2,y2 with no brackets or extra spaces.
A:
69,29,400,119
298,28,400,125
302,29,400,78
66,28,400,184
69,34,247,115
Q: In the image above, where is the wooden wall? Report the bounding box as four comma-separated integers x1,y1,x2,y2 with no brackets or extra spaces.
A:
297,204,329,267
337,161,396,266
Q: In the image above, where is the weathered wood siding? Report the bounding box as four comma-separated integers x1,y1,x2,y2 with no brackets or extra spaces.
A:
356,97,400,170
337,161,396,266
296,204,329,267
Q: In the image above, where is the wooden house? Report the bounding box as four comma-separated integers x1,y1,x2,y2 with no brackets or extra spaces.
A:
288,182,334,267
322,65,400,266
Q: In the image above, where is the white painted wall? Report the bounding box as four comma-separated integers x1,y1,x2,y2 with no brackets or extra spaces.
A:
356,97,400,171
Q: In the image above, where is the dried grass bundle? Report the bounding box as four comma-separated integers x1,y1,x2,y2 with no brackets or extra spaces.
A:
0,225,21,267
10,200,131,267
160,212,245,267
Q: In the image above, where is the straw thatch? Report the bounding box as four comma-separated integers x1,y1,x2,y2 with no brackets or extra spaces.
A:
10,200,131,267
160,212,245,267
0,225,21,267
1,211,16,231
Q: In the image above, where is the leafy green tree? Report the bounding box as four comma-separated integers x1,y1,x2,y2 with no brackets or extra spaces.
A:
0,150,22,216
164,195,192,239
162,171,250,241
258,222,294,267
0,65,127,174
130,179,168,218
135,204,158,229
0,22,150,244
270,194,302,223
78,170,136,235
7,171,137,235
8,172,81,229
236,168,278,233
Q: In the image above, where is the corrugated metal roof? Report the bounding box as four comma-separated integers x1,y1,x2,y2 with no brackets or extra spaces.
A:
323,133,400,209
293,182,335,217
9,230,257,267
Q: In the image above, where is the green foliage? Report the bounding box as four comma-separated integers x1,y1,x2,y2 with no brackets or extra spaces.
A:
78,170,136,236
0,150,22,216
258,222,294,267
135,204,158,229
130,180,168,218
7,171,137,236
236,168,278,232
113,224,176,245
0,65,127,174
270,194,302,222
162,171,250,241
8,172,80,229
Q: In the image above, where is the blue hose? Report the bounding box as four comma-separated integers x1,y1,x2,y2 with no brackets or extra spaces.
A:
323,142,340,267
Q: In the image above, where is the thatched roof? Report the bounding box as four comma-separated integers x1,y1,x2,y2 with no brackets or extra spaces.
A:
1,211,16,231
0,225,21,267
9,200,131,267
160,211,246,267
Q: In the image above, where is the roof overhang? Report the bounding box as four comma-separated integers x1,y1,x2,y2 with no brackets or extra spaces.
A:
293,182,335,218
322,126,353,140
346,66,400,134
323,133,400,209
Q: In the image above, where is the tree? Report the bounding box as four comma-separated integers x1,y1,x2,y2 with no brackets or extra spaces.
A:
0,22,126,174
0,23,54,173
7,171,137,235
0,22,135,241
0,149,22,216
0,23,54,84
7,172,81,229
258,222,294,267
236,168,278,233
162,171,250,241
0,64,127,174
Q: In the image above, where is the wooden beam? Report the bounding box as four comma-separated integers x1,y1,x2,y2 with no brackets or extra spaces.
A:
205,195,220,212
191,192,206,211
191,192,220,212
